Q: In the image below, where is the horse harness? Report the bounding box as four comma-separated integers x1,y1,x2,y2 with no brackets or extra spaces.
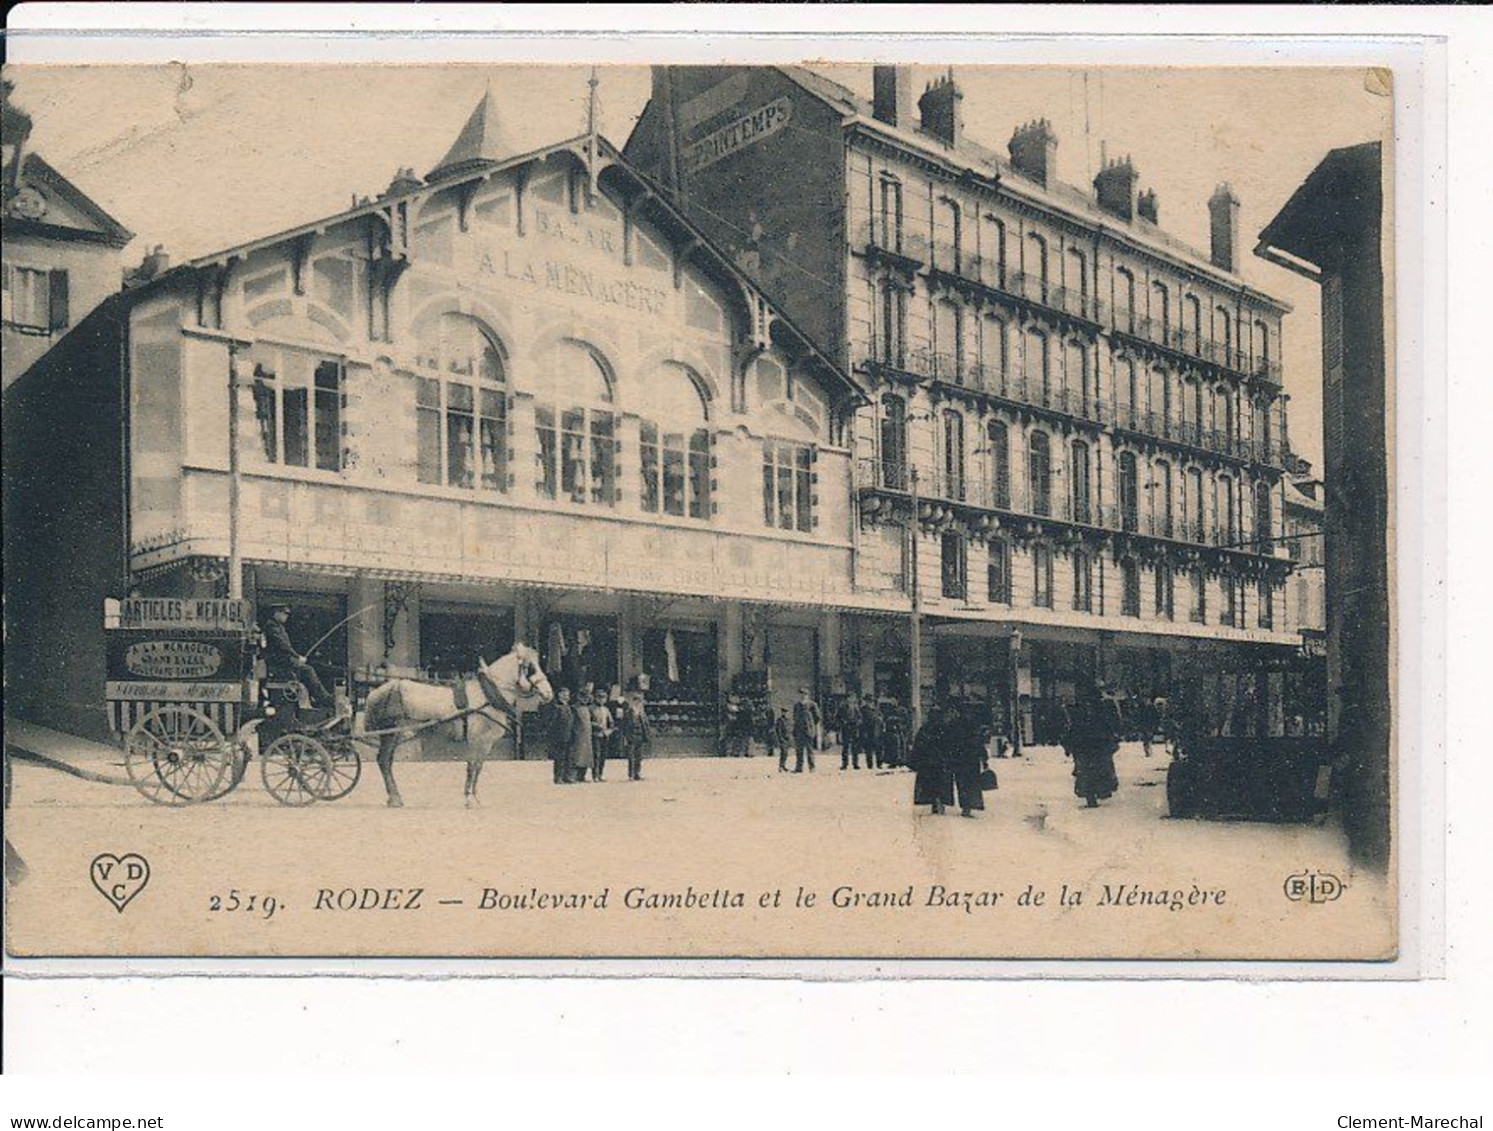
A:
450,669,518,741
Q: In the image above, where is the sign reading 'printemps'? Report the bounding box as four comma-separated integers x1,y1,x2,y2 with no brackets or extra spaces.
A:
682,98,793,174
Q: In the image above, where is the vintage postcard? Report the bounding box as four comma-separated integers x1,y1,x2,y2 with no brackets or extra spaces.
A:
2,59,1402,964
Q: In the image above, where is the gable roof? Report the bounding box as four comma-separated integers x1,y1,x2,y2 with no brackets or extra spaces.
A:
5,152,133,247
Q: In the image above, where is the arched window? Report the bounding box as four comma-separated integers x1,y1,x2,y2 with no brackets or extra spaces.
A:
1153,368,1172,437
1070,439,1092,524
1065,247,1087,312
937,198,963,274
639,365,712,520
1216,476,1236,546
1115,266,1136,332
1116,358,1138,429
535,342,616,505
1216,386,1235,453
1072,547,1093,612
414,312,508,491
1064,340,1088,415
1025,232,1048,299
1184,294,1203,354
980,315,1008,394
1121,558,1141,617
987,419,1010,509
1254,319,1272,378
880,393,908,490
1024,327,1050,402
935,300,964,383
942,408,966,501
1118,451,1139,532
251,344,345,473
1215,304,1234,365
1154,459,1174,538
982,214,1006,287
1029,430,1052,517
1255,480,1274,554
1186,467,1205,543
1151,280,1170,341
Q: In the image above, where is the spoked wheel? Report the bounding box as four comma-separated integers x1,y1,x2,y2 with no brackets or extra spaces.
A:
304,736,362,802
125,705,233,806
260,733,331,807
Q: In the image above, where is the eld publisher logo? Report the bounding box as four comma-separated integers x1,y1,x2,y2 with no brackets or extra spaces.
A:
1283,870,1345,904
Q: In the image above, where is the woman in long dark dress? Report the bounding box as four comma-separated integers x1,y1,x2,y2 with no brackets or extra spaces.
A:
1064,682,1120,807
910,705,954,814
947,709,988,818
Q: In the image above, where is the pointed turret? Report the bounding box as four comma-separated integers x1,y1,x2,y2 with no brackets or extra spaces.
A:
427,85,510,181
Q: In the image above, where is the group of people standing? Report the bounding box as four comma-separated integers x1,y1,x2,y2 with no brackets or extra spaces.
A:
544,684,652,784
720,689,913,775
831,692,911,772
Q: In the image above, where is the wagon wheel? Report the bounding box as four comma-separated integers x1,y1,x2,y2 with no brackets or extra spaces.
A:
304,736,361,802
125,705,233,806
260,733,330,807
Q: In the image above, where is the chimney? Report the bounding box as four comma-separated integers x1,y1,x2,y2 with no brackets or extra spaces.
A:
872,65,915,129
383,166,424,199
1209,182,1241,272
917,70,963,148
1007,118,1058,187
125,245,170,288
1137,188,1159,225
1094,155,1139,221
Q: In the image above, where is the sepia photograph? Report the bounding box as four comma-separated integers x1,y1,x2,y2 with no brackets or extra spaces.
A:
2,57,1399,963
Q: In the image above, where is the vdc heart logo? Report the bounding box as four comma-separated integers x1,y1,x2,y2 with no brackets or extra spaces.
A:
90,853,151,913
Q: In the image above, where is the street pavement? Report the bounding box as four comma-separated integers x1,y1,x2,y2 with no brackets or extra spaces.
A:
5,722,1393,961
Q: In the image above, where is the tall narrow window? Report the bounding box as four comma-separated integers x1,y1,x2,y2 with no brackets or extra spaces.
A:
1155,460,1174,538
941,532,968,600
1028,431,1052,517
1221,575,1239,626
1190,569,1207,623
1024,328,1050,403
639,365,711,520
1184,294,1203,353
1064,340,1088,415
1218,477,1236,547
1034,544,1054,608
1072,548,1093,612
982,215,1006,287
1121,559,1141,617
1115,266,1136,332
1118,451,1138,532
988,540,1012,604
1116,359,1137,429
987,419,1010,509
415,313,509,491
1151,280,1170,340
935,301,963,383
1155,562,1175,620
1153,368,1171,437
980,315,1008,393
1254,319,1272,378
1065,247,1087,313
1216,304,1234,366
1071,440,1092,524
1255,480,1274,554
880,394,908,490
877,175,903,252
1257,578,1275,629
942,409,966,501
937,198,962,274
312,361,344,471
880,283,906,368
763,441,815,533
1025,232,1048,300
1187,467,1205,544
534,343,614,507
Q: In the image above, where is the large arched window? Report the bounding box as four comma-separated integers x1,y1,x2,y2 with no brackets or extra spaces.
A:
640,364,712,520
414,312,508,491
1118,451,1139,532
987,419,1011,509
535,342,616,505
1029,430,1052,517
880,393,908,490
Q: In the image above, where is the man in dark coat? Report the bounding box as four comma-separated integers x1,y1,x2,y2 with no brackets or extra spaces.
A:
882,699,909,768
261,604,332,706
839,693,863,770
947,705,988,818
546,687,576,784
772,707,792,773
910,704,953,813
792,688,820,773
860,698,885,770
1064,681,1121,807
619,691,652,781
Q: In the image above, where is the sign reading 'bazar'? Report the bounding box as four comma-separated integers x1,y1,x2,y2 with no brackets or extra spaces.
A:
123,640,225,680
682,98,793,174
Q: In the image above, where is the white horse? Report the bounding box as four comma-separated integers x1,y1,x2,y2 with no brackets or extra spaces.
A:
359,643,553,808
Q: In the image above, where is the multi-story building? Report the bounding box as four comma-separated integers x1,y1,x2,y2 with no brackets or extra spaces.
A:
3,91,867,747
1284,464,1326,638
626,65,1301,739
2,89,134,387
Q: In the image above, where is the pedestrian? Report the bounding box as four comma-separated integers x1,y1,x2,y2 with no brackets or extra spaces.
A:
606,684,627,765
569,688,595,782
725,693,753,758
860,697,885,769
792,687,820,773
948,705,990,819
1064,680,1121,808
772,706,792,773
910,703,952,814
882,699,909,768
546,686,575,784
589,687,614,781
838,692,863,770
620,691,652,781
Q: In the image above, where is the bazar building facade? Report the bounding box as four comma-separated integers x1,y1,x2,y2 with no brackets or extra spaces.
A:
626,65,1303,740
3,97,868,747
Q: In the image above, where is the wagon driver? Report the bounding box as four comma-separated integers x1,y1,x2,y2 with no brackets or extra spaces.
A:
261,603,333,708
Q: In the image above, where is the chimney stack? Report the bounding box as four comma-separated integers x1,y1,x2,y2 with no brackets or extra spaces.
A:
1008,118,1058,187
872,65,915,129
1208,182,1241,272
1094,155,1140,221
1137,188,1159,225
917,70,963,149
